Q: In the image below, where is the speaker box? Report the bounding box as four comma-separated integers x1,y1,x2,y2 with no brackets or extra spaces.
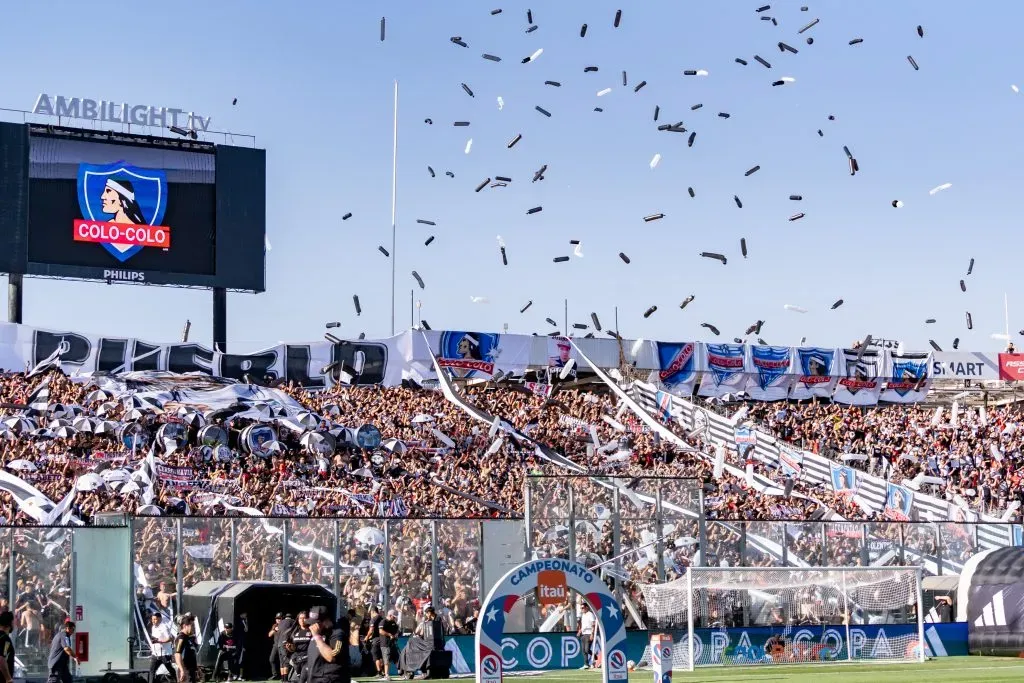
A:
426,650,452,679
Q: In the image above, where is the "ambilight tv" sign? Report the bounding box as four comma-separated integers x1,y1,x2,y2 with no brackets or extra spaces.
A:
32,93,211,131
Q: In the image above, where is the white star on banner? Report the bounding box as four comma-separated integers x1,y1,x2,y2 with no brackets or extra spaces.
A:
486,606,500,623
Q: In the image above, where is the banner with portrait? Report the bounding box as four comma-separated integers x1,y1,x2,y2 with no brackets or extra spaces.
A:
789,347,839,400
830,463,858,496
880,351,932,403
833,347,884,406
427,330,531,380
884,482,915,521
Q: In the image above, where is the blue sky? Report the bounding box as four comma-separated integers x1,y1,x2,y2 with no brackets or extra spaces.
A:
1,0,1021,352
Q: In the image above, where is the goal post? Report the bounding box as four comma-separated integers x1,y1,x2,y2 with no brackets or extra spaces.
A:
638,566,926,670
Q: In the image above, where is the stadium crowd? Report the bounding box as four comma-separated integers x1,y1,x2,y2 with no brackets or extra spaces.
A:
708,399,1024,516
0,364,1018,652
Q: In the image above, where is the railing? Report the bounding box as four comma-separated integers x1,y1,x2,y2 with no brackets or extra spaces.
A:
1,513,1020,674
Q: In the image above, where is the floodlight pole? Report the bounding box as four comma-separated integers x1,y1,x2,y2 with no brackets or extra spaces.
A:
1004,292,1010,342
390,80,399,336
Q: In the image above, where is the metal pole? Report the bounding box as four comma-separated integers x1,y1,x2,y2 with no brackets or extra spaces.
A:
230,520,238,580
612,489,622,604
523,477,533,561
564,299,568,334
614,306,618,337
332,521,341,620
916,567,926,663
212,288,227,353
567,486,577,563
842,570,852,662
696,490,707,568
686,568,695,672
383,522,392,610
1005,292,1010,341
655,489,666,582
176,520,185,611
7,531,15,645
430,521,441,606
477,521,485,606
282,520,291,582
390,80,399,335
8,274,23,324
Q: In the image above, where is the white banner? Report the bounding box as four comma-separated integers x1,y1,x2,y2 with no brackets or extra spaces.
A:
697,344,748,397
745,346,796,401
929,352,999,380
789,347,840,400
779,444,804,478
881,351,933,403
0,322,980,405
833,347,884,405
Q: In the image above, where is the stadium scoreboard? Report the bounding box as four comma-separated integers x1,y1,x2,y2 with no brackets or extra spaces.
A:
0,121,265,292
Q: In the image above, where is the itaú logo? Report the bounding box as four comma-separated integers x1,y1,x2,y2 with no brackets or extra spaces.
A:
76,161,170,262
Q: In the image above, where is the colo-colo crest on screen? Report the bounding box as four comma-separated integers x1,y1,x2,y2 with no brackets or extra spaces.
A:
75,160,170,262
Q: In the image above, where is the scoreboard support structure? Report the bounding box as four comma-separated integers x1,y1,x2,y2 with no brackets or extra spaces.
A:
8,273,22,324
213,286,227,352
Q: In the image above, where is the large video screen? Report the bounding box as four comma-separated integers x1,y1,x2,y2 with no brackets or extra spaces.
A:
27,134,216,277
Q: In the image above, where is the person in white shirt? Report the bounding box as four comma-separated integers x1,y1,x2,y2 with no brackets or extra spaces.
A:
576,603,596,670
148,612,175,683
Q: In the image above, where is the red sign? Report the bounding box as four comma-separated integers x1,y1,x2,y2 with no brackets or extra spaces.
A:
74,632,89,662
73,220,171,248
74,605,83,620
998,353,1024,381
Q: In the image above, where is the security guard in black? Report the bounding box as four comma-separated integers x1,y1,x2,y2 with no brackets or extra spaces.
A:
0,611,15,683
306,608,349,683
174,622,199,683
286,612,313,682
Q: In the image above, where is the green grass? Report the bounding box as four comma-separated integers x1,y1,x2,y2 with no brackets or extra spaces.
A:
479,657,1024,683
349,657,1024,683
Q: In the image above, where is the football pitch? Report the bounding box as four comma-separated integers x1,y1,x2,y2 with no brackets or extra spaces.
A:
353,657,1024,683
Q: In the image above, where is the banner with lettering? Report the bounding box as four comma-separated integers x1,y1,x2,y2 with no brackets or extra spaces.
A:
779,444,804,479
424,330,531,380
833,347,884,406
733,426,757,459
697,344,748,398
652,342,701,396
745,346,795,401
880,351,932,403
790,347,839,400
0,322,955,404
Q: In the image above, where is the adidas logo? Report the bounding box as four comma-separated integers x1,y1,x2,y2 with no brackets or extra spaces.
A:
973,590,1007,627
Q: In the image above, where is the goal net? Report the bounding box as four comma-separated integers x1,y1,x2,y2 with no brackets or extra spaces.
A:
637,567,924,670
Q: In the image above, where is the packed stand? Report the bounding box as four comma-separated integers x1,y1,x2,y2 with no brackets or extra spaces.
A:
690,398,1024,519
